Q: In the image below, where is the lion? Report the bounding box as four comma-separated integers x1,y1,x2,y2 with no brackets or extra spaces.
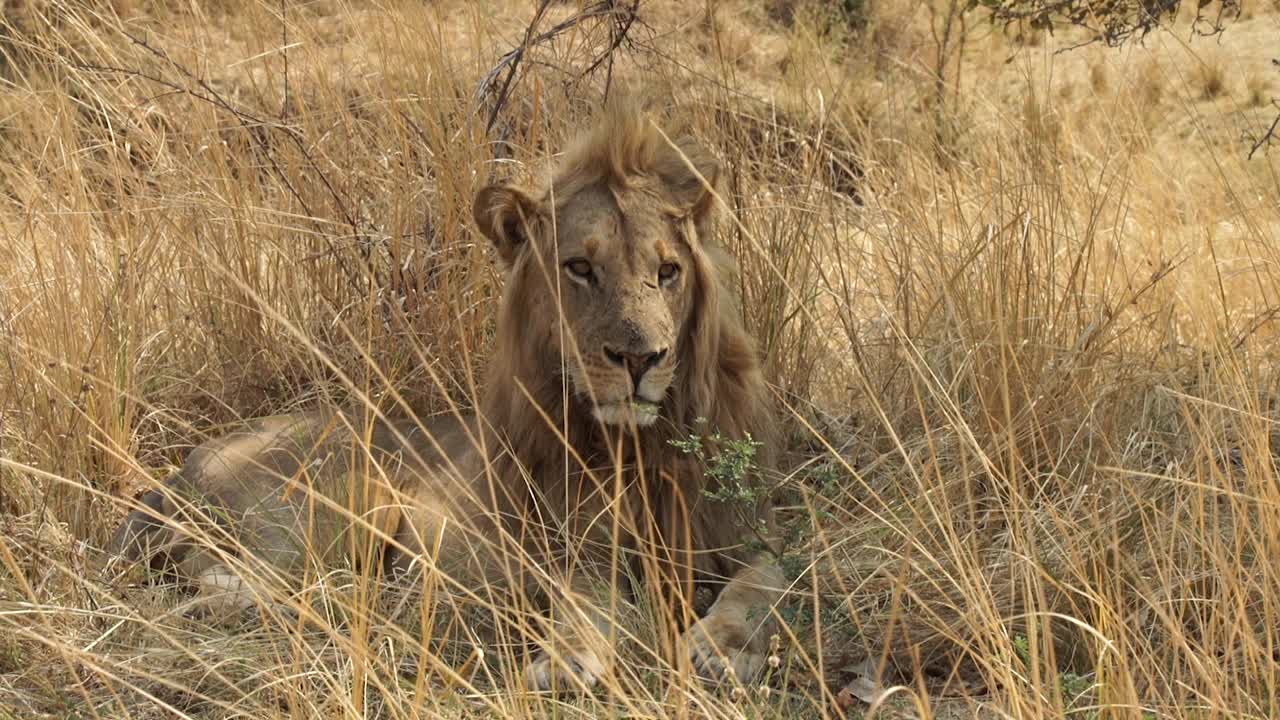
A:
109,103,785,692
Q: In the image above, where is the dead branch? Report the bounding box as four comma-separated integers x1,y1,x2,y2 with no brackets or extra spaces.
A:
476,0,643,135
72,30,378,293
976,0,1239,47
1248,75,1280,160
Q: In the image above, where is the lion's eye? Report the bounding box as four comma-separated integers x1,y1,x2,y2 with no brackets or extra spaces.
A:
564,259,594,281
658,262,680,284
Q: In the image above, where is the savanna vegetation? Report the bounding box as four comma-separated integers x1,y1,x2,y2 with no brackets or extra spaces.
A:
1,0,1277,718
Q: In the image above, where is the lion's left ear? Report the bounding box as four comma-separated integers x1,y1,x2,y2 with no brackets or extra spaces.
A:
656,138,720,224
473,182,541,267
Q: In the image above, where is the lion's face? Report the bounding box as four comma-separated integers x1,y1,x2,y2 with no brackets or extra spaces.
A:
473,132,719,428
540,184,694,425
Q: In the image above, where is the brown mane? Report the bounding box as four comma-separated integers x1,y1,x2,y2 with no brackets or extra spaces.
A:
477,105,777,601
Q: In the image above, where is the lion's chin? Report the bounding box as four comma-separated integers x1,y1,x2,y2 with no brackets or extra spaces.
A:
592,400,661,427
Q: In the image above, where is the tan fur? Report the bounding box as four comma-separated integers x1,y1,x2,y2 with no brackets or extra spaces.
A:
111,102,783,690
474,104,779,592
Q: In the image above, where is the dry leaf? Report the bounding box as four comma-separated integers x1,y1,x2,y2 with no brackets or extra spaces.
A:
835,657,890,709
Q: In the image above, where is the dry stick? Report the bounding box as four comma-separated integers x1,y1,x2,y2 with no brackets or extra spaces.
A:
478,0,553,135
1232,306,1280,350
120,29,377,287
72,30,376,293
581,0,641,99
280,0,290,121
477,0,645,136
1247,97,1280,160
981,0,1237,49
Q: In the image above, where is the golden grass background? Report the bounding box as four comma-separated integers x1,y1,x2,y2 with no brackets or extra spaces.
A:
1,0,1278,717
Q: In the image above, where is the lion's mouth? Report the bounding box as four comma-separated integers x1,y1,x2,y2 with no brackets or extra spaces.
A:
592,398,661,427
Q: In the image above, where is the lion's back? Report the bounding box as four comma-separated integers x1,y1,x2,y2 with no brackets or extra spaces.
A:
109,409,482,573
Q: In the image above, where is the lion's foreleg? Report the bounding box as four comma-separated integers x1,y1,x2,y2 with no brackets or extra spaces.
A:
522,571,631,692
193,562,266,615
683,555,785,685
178,547,295,621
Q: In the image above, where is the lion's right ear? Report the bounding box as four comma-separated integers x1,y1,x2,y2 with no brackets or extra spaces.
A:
655,137,721,227
473,182,540,267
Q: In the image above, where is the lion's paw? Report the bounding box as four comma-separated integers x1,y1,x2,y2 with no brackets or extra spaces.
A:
523,647,607,693
684,612,767,686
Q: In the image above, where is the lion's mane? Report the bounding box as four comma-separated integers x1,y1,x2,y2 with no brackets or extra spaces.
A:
477,105,778,603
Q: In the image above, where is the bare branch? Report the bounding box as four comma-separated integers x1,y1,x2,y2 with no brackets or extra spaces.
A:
74,30,379,292
476,0,644,136
972,0,1240,47
1248,108,1280,160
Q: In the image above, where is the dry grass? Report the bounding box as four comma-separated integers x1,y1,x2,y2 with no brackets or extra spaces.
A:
1193,50,1229,100
2,0,1279,718
1245,68,1272,108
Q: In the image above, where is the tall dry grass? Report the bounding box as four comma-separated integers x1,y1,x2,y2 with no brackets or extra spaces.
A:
1,0,1278,718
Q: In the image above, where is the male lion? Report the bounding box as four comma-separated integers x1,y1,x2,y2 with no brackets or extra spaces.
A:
110,104,785,691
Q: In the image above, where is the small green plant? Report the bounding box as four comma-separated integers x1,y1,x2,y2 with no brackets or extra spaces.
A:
669,421,766,506
807,461,842,493
0,635,24,674
1013,634,1097,713
1013,633,1031,662
670,421,777,558
780,552,809,584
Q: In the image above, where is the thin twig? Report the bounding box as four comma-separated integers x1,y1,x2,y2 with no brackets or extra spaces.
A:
1248,98,1280,160
1232,306,1280,349
75,30,381,292
476,1,644,135
582,0,641,99
280,0,290,120
479,0,554,135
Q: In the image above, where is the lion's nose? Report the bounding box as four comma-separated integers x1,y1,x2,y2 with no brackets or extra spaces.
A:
603,346,668,392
